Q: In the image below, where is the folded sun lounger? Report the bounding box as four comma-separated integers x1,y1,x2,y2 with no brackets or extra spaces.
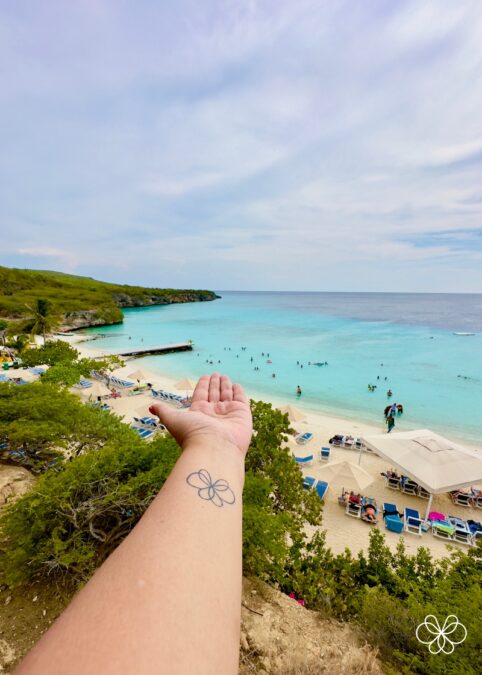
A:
404,508,423,536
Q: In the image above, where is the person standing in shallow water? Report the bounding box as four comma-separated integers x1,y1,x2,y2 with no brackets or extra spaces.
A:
386,415,395,433
296,386,302,396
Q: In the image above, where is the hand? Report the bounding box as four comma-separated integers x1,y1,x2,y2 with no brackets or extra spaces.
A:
149,374,253,455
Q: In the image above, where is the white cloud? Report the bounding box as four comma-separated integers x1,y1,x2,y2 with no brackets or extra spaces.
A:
1,1,482,291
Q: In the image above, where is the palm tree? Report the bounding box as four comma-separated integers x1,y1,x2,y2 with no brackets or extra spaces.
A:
25,299,60,344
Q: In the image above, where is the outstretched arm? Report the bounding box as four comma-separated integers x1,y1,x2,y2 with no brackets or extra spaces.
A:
16,374,252,675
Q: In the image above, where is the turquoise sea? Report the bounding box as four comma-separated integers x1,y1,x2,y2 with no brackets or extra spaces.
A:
84,292,482,444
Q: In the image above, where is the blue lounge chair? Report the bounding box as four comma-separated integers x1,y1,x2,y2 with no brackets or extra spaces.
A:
303,476,316,489
404,508,423,536
383,503,403,533
467,520,482,540
320,447,331,462
295,432,313,445
130,425,154,441
315,480,329,500
293,454,314,466
29,367,46,375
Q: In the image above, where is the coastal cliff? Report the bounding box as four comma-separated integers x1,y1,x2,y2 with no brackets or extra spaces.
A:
0,266,220,330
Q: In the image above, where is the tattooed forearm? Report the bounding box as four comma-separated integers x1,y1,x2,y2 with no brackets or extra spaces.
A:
186,469,235,507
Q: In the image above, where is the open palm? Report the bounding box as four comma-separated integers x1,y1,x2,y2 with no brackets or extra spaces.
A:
149,374,253,455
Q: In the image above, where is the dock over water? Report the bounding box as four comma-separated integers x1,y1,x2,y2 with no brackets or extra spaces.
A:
97,341,193,359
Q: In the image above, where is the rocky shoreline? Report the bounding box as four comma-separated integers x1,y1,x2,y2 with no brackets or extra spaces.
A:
60,291,220,331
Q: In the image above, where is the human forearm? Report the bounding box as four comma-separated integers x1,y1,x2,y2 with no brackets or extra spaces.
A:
16,437,245,675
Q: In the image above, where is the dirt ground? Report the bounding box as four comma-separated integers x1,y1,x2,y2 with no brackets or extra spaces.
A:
0,579,74,673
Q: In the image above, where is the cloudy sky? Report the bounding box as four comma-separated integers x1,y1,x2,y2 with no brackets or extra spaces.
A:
1,0,482,292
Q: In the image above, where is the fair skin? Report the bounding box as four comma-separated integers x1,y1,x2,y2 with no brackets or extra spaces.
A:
16,373,253,675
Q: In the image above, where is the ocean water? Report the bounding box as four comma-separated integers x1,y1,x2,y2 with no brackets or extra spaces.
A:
84,292,482,444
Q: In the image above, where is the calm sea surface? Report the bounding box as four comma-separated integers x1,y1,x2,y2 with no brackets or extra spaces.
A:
85,292,482,444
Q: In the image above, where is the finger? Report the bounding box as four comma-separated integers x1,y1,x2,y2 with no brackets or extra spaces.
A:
149,402,178,429
192,375,210,403
233,383,249,405
208,373,221,403
220,374,233,402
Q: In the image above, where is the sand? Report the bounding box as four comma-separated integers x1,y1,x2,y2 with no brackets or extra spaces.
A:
59,333,482,560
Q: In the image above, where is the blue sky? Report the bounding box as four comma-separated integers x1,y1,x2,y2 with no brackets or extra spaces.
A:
1,0,482,292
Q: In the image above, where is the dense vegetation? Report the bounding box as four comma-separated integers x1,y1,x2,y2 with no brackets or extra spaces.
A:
0,265,219,326
0,355,480,673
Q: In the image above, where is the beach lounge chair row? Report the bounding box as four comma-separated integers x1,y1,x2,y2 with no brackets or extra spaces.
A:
383,504,480,546
110,376,135,388
151,388,190,406
450,490,482,508
383,472,430,498
329,435,366,451
302,476,329,500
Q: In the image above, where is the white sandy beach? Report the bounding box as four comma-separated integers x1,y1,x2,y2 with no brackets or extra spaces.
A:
61,333,482,561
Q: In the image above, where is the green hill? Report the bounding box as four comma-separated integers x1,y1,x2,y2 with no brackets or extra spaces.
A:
0,266,219,329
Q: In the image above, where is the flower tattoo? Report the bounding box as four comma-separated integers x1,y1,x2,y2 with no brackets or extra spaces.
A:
186,469,235,507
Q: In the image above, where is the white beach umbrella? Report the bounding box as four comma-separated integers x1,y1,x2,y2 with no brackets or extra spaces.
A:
316,460,374,492
278,405,306,423
127,368,151,381
79,381,111,398
175,378,197,391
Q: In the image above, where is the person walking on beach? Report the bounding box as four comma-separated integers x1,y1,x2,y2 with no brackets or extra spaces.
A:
386,414,395,433
15,374,253,675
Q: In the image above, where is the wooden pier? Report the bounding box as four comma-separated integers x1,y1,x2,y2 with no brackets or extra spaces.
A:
97,341,193,359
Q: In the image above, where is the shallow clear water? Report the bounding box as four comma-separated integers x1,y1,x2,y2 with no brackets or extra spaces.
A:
85,292,482,444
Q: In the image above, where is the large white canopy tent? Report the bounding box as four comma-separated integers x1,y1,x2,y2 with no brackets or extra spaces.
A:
362,429,482,518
